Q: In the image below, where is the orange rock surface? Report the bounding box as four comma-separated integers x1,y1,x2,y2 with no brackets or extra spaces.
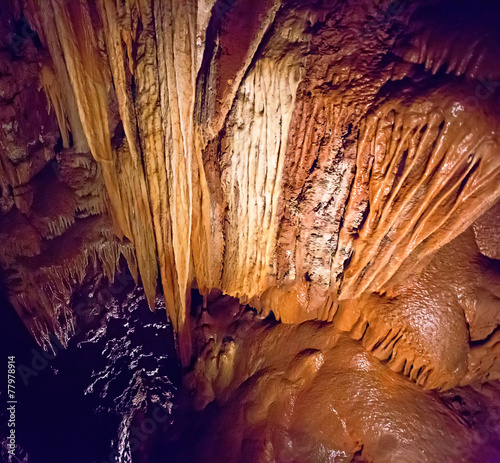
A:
0,0,500,460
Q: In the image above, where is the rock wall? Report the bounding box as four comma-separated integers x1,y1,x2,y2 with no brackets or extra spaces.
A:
0,0,499,392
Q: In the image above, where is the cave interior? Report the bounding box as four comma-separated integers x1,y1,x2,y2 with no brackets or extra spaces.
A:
1,0,500,462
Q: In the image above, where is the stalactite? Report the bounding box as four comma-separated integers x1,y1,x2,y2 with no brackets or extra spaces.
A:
191,0,296,300
112,140,158,309
39,66,71,148
118,0,183,342
95,0,140,166
25,0,129,239
333,83,500,301
23,0,223,354
9,0,500,389
24,1,89,153
332,295,468,390
394,2,500,81
196,0,283,140
7,216,137,350
154,0,198,338
18,0,309,354
24,0,160,310
331,224,500,390
29,165,79,239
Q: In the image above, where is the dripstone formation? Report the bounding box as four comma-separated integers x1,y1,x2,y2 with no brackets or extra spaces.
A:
1,0,500,461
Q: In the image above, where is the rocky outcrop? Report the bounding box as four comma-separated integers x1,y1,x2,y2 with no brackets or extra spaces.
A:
184,294,500,462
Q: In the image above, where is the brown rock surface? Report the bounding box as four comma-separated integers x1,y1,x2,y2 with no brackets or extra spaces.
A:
185,297,500,462
1,0,500,460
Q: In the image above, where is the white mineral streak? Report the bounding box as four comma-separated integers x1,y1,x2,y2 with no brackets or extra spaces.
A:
221,58,303,298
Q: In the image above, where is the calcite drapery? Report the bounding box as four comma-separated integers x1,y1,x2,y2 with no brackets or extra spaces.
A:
1,0,500,461
1,0,499,389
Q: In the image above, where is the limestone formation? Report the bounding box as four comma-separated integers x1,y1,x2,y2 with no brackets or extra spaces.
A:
1,0,500,461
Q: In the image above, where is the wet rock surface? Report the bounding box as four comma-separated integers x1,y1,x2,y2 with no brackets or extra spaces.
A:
0,0,499,461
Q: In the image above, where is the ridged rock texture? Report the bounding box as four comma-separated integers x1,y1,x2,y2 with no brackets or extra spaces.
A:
1,0,500,461
0,2,137,350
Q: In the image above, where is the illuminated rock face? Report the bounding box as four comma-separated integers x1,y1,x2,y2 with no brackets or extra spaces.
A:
1,0,500,461
181,290,500,462
186,311,490,462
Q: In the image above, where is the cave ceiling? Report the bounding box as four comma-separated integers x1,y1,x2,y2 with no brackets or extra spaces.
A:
1,0,500,461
